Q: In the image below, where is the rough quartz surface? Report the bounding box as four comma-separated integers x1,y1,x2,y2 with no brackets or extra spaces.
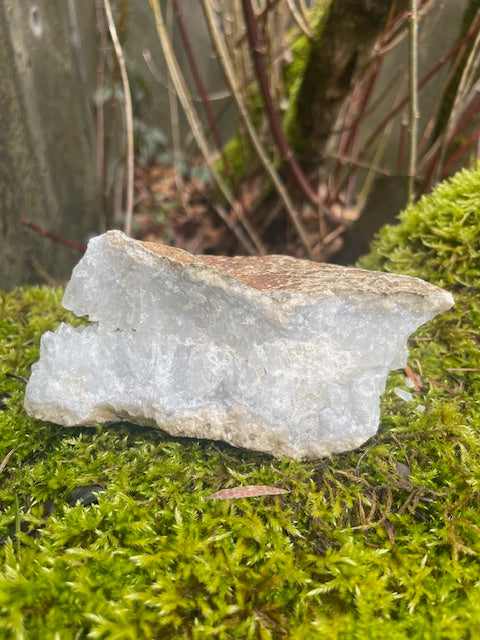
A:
24,230,454,459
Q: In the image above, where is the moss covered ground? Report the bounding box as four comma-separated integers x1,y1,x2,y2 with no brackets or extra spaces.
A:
1,166,480,638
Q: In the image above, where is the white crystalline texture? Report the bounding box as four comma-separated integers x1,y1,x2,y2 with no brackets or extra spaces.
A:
24,231,454,459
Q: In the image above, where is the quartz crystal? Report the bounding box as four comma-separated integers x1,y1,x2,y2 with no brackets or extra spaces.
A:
24,231,454,459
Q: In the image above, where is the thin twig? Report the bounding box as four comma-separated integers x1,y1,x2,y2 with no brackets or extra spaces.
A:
440,126,480,178
408,0,419,204
166,2,184,192
416,34,469,160
103,0,134,236
286,0,313,37
330,1,402,195
172,0,226,166
361,13,480,163
270,3,289,148
434,11,480,180
453,13,480,99
95,0,107,230
332,74,408,207
325,152,391,177
326,5,402,207
419,90,480,187
5,373,28,385
142,50,231,102
229,0,251,167
397,115,408,173
297,0,312,26
172,0,258,245
241,0,318,207
21,218,86,252
172,0,263,245
316,223,346,251
329,53,385,200
378,0,432,55
202,0,313,256
235,0,283,46
149,0,264,255
28,257,58,286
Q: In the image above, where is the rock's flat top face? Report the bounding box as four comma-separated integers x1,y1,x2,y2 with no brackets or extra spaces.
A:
143,237,451,307
24,231,454,459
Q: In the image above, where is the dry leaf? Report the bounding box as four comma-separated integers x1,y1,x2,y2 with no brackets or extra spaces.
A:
405,364,422,392
0,448,16,475
206,485,289,500
395,460,411,481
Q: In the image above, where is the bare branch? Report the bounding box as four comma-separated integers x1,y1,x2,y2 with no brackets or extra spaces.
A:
202,0,313,257
103,0,134,236
362,13,480,162
286,0,313,37
241,0,318,206
408,0,419,203
149,0,265,255
21,218,86,252
95,0,107,230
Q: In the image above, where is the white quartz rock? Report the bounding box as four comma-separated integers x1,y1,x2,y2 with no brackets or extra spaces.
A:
24,230,454,459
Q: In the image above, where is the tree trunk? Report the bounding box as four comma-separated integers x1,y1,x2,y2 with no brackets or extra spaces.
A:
295,0,409,163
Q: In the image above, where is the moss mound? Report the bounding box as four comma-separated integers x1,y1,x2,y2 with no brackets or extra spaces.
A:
1,167,480,638
358,165,480,288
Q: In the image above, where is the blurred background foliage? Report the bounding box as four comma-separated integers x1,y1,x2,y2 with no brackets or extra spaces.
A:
96,0,480,261
1,0,480,287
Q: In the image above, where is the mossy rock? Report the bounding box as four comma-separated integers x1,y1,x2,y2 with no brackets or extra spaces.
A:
1,166,480,638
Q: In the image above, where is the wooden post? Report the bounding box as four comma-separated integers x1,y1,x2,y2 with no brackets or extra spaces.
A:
0,0,100,289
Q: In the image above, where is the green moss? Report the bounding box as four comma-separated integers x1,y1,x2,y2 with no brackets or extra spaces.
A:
358,164,480,288
1,166,480,637
220,129,256,185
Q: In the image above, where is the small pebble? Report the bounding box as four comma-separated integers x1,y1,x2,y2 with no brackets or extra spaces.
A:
66,485,105,507
394,387,414,402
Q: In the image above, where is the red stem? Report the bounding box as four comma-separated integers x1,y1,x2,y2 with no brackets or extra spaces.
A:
440,127,480,178
20,218,86,253
173,0,264,248
172,0,226,163
331,10,480,200
329,55,384,205
236,0,282,46
241,0,318,206
381,0,430,44
361,14,480,157
449,93,480,143
421,92,480,189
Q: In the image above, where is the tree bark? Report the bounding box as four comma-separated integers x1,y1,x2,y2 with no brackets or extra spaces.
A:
295,0,409,162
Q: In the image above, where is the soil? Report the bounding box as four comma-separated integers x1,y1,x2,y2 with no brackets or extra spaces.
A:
133,162,232,256
133,162,359,261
